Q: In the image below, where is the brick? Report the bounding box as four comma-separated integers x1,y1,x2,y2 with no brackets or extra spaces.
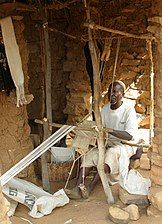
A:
148,186,162,211
150,152,162,167
147,205,162,217
119,187,149,205
121,59,140,66
130,159,140,169
135,103,146,114
150,165,162,185
140,153,151,170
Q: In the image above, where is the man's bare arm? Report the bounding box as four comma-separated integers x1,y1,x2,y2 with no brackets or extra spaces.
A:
109,129,132,141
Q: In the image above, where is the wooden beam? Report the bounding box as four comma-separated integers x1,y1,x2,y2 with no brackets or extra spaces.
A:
84,22,153,40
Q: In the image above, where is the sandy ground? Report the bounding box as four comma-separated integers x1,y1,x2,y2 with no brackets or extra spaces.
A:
10,179,162,224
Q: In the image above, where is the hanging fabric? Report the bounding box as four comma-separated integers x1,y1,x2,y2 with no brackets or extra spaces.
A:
84,40,103,120
0,42,15,95
84,40,103,96
0,16,26,107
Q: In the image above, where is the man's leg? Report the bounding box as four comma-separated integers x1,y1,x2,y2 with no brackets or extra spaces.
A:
89,164,110,192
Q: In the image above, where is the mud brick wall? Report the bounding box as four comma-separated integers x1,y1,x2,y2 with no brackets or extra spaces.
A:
50,30,69,124
23,15,45,120
63,0,152,123
63,40,91,124
24,14,69,124
0,18,34,178
146,0,162,214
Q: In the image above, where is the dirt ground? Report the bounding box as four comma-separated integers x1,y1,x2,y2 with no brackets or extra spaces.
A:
10,179,162,224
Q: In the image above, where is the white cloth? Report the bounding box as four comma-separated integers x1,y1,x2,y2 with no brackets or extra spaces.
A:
101,100,139,145
0,16,26,107
3,177,69,218
100,100,138,173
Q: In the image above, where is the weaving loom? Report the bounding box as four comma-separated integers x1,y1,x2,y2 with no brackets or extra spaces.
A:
0,125,75,186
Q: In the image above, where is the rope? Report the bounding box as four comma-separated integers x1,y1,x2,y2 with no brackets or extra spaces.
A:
82,155,86,185
110,37,121,102
64,146,96,189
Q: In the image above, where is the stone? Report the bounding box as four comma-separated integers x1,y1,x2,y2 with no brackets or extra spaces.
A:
148,186,162,211
150,152,162,167
147,205,162,218
150,165,162,185
119,187,149,205
130,159,140,169
108,206,130,224
135,103,146,114
143,146,149,153
140,153,151,170
121,59,140,66
63,61,77,71
0,184,11,224
139,116,150,129
122,52,134,60
148,17,162,25
137,91,150,105
123,204,140,221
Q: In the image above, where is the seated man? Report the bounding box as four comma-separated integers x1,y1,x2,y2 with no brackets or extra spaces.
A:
66,80,138,199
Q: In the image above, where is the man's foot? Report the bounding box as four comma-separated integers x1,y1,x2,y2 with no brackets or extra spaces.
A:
78,184,90,199
65,187,82,199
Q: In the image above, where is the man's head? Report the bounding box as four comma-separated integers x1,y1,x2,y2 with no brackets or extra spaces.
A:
108,80,125,106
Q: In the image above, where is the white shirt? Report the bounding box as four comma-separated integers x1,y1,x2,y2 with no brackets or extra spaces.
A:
101,100,139,143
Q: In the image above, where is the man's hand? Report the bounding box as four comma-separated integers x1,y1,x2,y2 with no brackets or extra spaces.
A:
103,127,113,133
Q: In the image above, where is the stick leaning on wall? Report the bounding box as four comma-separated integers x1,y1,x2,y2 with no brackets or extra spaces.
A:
83,0,114,204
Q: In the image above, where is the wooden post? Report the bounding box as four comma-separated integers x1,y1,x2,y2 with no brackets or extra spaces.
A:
43,10,52,126
37,4,52,192
41,8,52,192
83,0,114,203
41,118,51,192
147,40,154,142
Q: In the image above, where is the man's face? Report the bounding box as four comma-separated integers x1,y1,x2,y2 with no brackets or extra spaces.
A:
108,83,123,105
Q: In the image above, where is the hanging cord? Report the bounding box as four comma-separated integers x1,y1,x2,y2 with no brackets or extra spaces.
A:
110,37,121,102
99,38,113,82
64,154,82,189
64,146,96,189
82,155,86,185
